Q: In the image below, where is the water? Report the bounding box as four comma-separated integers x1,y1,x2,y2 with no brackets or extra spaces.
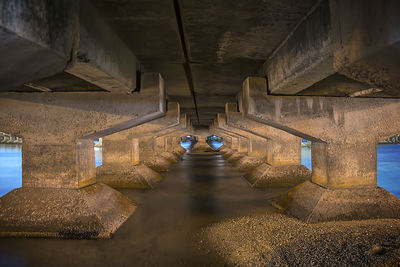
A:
0,144,22,197
301,144,400,198
95,147,102,167
0,144,399,198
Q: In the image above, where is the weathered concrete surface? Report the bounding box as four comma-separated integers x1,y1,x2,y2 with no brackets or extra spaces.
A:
243,77,400,188
97,101,179,188
227,152,246,164
211,123,248,153
235,156,266,172
246,164,311,188
0,183,136,238
65,1,139,94
0,72,165,238
273,181,400,222
263,0,400,97
97,164,162,189
1,0,139,93
0,0,79,90
242,76,400,220
226,102,302,166
215,113,267,155
0,73,165,189
226,102,309,186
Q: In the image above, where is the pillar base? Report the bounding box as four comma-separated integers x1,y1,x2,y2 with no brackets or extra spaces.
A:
96,164,162,189
222,149,235,158
235,156,265,172
245,163,311,187
159,152,179,163
273,181,400,223
0,183,136,239
143,156,173,172
227,152,246,163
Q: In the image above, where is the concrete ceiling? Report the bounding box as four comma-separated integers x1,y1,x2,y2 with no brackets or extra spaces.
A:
92,0,318,128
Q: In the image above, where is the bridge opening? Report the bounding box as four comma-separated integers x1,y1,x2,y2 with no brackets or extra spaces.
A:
206,135,223,150
0,132,22,197
180,135,197,151
377,135,400,198
94,138,102,167
301,139,312,170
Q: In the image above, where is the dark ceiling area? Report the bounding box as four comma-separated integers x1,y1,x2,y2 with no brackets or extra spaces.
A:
91,0,319,128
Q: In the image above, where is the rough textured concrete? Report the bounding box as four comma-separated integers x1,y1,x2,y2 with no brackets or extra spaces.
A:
226,102,302,166
97,164,162,189
65,1,139,94
245,164,311,188
91,0,317,127
273,181,400,222
97,101,179,188
0,0,79,90
0,183,136,238
235,156,266,172
242,76,400,188
1,0,139,94
263,0,400,97
0,73,165,189
227,152,246,164
242,76,400,220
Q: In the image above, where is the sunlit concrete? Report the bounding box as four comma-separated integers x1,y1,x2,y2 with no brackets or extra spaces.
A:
225,102,310,186
242,76,400,222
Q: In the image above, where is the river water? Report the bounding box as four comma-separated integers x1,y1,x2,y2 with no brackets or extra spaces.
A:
0,144,399,198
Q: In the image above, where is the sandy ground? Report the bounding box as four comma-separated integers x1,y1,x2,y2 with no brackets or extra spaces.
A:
196,212,400,266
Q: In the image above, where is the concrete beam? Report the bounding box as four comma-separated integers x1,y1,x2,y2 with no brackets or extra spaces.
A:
0,0,139,93
0,72,165,238
263,0,400,96
96,101,180,188
225,102,310,186
242,76,400,222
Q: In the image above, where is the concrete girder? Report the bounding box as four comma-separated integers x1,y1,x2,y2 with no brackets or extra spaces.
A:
242,76,400,222
210,122,248,161
0,72,165,238
263,0,400,97
225,102,311,185
96,102,181,188
0,0,139,93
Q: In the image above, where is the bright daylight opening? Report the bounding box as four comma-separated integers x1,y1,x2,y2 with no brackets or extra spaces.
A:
206,134,223,150
301,139,312,170
94,138,103,167
180,135,197,151
377,135,400,198
0,132,22,197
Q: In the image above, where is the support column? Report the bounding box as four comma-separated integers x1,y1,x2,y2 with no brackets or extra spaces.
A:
225,102,310,185
97,101,180,186
242,76,400,222
0,74,165,237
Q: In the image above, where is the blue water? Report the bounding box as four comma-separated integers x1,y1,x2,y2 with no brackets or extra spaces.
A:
95,147,102,167
208,141,223,150
0,144,399,198
301,144,400,198
181,141,193,151
0,144,22,197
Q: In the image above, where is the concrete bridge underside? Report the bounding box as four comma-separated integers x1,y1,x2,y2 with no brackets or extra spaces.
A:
0,1,399,263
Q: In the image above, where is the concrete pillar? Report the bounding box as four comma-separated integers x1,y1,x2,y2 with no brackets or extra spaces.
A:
242,76,400,222
0,74,165,238
225,102,310,185
97,101,180,186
